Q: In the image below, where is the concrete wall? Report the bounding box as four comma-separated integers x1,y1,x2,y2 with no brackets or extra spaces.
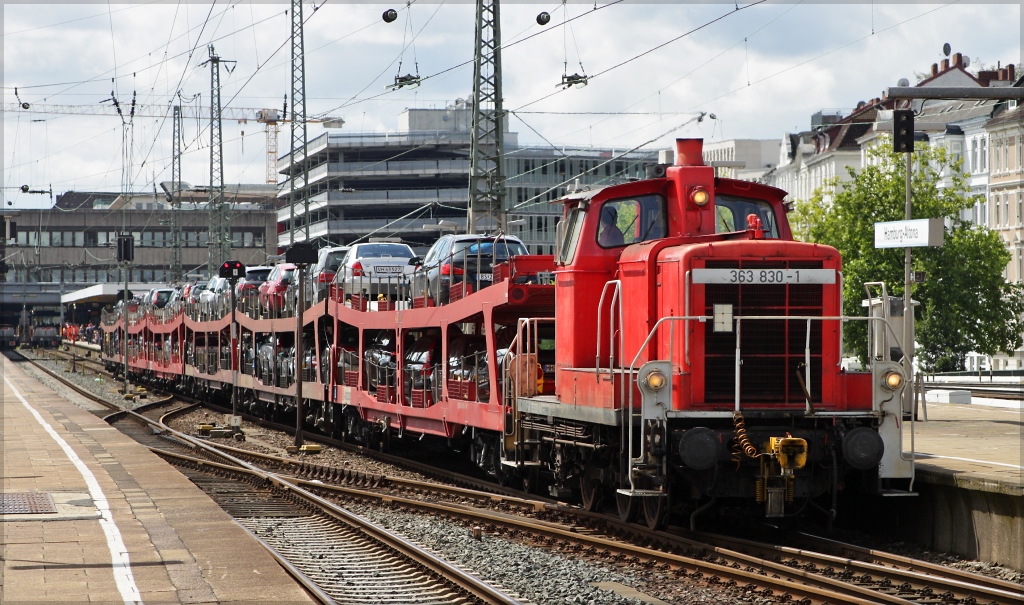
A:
906,479,1024,571
861,472,1024,570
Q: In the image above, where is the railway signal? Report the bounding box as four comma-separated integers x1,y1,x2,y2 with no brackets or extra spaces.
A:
220,259,246,428
286,242,316,447
892,109,915,153
116,234,134,263
219,260,246,280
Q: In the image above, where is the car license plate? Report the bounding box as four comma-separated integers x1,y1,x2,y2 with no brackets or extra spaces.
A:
477,274,492,282
375,266,402,273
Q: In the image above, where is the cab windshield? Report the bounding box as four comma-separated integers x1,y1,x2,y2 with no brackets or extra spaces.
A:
715,194,780,238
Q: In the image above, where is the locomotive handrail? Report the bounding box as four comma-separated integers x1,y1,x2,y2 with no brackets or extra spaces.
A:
502,317,556,463
595,280,623,377
622,314,709,495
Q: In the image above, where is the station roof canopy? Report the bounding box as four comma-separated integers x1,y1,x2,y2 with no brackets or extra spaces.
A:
61,283,166,306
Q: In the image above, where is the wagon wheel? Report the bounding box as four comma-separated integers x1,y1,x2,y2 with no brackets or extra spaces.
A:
375,427,391,453
615,488,639,523
642,491,670,530
580,475,604,512
344,409,361,444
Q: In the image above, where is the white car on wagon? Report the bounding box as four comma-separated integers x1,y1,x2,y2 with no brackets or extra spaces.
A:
336,242,417,299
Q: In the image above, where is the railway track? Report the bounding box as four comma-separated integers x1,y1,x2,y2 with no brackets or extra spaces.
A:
17,349,1023,604
173,425,1024,605
9,352,527,605
688,530,1023,605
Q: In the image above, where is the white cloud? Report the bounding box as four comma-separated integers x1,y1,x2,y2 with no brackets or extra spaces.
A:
3,2,1020,208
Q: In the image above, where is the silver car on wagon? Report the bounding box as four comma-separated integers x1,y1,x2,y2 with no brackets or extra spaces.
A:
335,242,417,300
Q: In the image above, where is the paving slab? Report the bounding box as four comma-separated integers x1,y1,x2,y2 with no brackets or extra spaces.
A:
2,357,316,604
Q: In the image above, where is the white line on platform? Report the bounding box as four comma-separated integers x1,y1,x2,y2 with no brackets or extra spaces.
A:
915,452,1024,470
4,373,144,605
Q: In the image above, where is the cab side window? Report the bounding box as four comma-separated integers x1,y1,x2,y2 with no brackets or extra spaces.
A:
596,194,667,249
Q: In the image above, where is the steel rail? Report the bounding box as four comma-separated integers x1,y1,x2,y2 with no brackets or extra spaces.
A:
153,448,523,605
29,347,1015,604
30,350,520,605
687,531,1023,605
284,476,908,605
195,440,550,512
791,531,1024,599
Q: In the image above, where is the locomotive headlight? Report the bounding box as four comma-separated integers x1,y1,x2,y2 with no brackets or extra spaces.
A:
690,186,710,207
644,369,667,391
881,369,904,391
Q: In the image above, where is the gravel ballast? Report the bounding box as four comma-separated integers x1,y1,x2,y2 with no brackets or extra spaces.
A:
15,350,1021,602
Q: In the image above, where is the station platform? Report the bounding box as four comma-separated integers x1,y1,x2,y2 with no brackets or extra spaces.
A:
1,356,316,604
897,395,1023,570
909,396,1022,493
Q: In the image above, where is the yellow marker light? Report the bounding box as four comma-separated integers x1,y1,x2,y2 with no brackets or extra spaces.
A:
882,369,904,391
690,187,710,207
644,369,667,391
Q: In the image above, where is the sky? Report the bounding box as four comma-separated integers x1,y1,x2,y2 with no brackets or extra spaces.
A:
3,1,1021,209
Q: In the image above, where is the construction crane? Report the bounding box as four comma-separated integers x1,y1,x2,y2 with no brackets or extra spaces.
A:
3,102,344,185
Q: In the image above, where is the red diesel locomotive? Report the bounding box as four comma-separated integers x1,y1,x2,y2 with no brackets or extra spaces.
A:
102,138,915,529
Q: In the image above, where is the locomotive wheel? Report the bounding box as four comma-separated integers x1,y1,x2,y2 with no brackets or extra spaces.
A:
521,467,541,495
580,476,603,512
492,446,511,486
615,489,639,523
643,493,670,530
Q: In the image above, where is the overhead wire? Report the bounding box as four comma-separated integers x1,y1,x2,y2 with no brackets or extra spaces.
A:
689,0,962,113
511,1,766,114
554,1,803,144
314,0,445,119
3,2,161,36
5,3,282,101
512,112,708,213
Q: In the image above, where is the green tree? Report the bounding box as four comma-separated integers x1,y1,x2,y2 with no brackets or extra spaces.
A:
796,139,1024,371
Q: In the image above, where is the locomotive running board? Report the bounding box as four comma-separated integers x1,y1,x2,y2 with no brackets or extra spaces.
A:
500,460,542,467
516,395,620,426
878,490,919,497
615,489,663,497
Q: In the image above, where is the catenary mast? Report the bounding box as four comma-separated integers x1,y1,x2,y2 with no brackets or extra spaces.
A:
468,0,506,234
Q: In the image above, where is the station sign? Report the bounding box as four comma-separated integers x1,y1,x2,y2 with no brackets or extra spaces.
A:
874,218,944,249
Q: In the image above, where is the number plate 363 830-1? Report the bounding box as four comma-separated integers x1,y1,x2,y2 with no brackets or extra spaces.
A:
691,268,835,285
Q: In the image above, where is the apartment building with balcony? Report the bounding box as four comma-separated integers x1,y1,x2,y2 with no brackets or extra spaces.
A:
986,99,1024,279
